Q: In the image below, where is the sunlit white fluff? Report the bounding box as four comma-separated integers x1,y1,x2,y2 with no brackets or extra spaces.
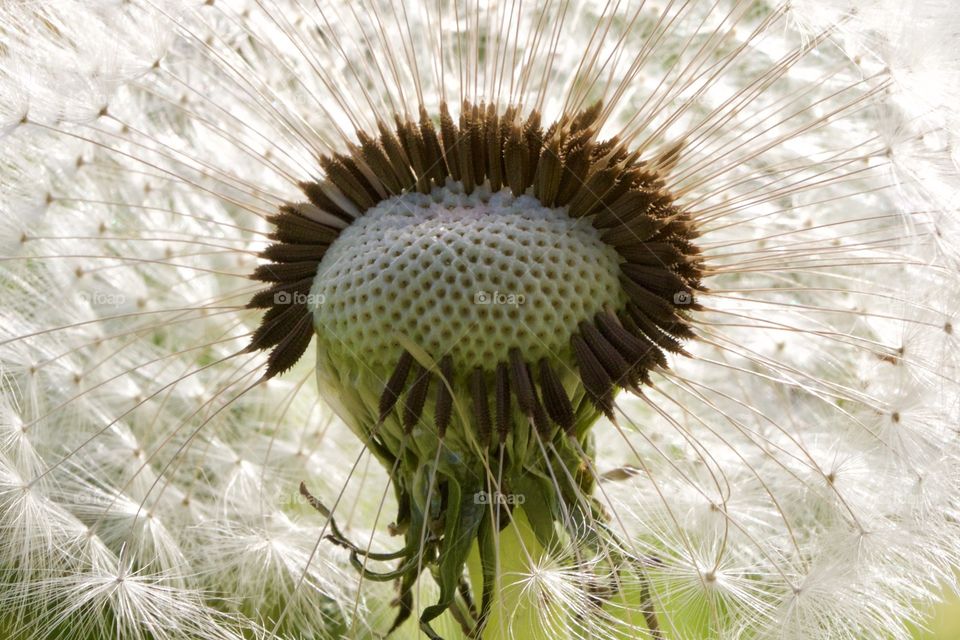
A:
1,0,959,639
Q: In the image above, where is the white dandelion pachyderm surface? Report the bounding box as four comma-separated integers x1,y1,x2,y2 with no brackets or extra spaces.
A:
1,1,959,639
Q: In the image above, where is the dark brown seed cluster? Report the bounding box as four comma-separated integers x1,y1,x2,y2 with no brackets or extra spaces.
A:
247,100,703,421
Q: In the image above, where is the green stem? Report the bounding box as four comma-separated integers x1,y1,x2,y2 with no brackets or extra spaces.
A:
465,508,553,640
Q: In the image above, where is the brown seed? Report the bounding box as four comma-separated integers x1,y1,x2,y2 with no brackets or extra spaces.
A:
509,348,536,417
579,320,637,390
495,362,511,444
538,359,574,433
554,141,592,206
469,101,487,185
618,273,678,323
258,243,329,263
419,105,448,185
247,302,309,352
625,303,688,356
594,311,656,382
246,278,313,309
251,261,320,283
619,311,669,369
534,137,563,205
567,165,619,218
269,204,341,244
379,351,415,423
522,110,543,188
298,181,355,224
485,104,503,191
457,101,476,193
439,101,461,181
264,314,314,379
395,117,431,193
435,355,454,437
614,242,685,266
403,363,432,433
358,130,404,194
470,367,492,446
509,349,549,435
504,123,527,196
571,333,615,418
377,120,415,187
320,154,379,210
620,263,690,298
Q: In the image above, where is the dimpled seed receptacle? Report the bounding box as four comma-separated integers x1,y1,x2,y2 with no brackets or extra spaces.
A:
309,181,626,373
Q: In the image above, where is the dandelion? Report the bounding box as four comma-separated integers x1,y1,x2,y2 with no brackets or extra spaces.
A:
1,1,959,639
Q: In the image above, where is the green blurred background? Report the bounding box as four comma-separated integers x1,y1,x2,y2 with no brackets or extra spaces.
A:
913,589,960,639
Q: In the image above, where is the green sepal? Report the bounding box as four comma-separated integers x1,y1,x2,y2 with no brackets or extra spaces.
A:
388,561,424,634
419,476,485,636
474,508,497,638
513,471,559,551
